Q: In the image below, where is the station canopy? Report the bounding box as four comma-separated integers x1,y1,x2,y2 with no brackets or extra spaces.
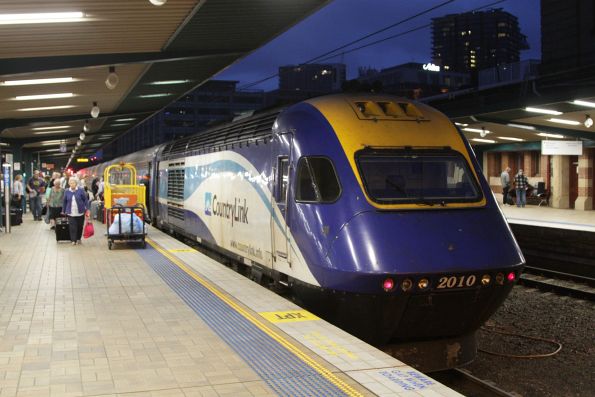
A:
0,0,329,163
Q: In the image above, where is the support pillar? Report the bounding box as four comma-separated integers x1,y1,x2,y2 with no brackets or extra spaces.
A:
551,155,570,209
575,149,593,210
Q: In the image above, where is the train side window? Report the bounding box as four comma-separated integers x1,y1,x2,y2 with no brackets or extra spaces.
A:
296,157,341,203
278,157,289,203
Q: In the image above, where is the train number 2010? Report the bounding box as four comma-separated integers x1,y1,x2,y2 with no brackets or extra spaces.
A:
437,275,476,289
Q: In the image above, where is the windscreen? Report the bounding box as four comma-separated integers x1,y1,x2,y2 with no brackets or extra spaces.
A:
357,150,482,205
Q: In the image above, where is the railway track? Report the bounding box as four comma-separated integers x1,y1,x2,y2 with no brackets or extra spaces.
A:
430,368,519,397
519,266,595,301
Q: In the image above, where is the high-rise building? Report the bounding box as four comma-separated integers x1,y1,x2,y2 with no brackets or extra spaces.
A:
278,64,346,95
102,80,264,159
540,0,595,74
431,9,529,74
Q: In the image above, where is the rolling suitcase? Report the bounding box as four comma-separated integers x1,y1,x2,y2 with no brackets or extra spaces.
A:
10,208,23,226
55,217,70,242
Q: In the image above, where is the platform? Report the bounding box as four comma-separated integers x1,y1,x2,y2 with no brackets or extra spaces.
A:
500,204,595,232
0,218,460,397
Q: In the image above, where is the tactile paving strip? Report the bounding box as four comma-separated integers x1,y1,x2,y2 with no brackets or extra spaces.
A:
136,245,358,397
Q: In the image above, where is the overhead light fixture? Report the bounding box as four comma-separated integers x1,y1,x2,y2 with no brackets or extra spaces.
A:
79,132,86,141
149,0,168,6
507,123,536,130
584,115,593,128
114,118,136,122
149,80,190,85
572,99,595,108
138,93,172,98
110,123,130,127
32,125,72,131
76,140,82,147
105,66,119,90
497,136,525,141
525,107,562,115
90,102,100,118
34,130,72,135
0,12,85,25
463,127,491,134
17,105,76,112
15,92,74,101
538,132,565,139
1,77,74,86
471,138,497,143
547,118,580,126
83,120,90,133
454,122,469,127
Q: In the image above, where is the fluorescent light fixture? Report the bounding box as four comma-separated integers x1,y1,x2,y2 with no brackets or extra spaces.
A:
0,77,74,86
538,132,565,139
138,93,172,98
507,123,536,130
0,12,85,25
17,105,76,112
40,141,65,146
149,80,191,85
454,122,469,127
110,123,130,127
497,136,525,141
525,107,562,115
16,92,73,101
40,148,62,152
114,118,136,122
32,125,72,131
463,127,491,134
572,99,595,108
547,118,581,126
34,130,72,135
471,138,496,143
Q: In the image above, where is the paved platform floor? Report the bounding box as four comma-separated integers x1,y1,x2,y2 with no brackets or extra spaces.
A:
0,217,460,397
500,203,595,232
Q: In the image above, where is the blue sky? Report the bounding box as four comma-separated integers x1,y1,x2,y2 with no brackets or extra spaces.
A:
215,0,541,90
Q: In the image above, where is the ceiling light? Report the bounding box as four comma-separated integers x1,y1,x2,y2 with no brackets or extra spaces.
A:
149,0,168,6
83,120,90,132
584,115,593,128
472,138,496,143
497,136,525,141
110,123,130,127
1,77,74,86
454,122,469,127
34,130,73,135
547,118,580,126
114,118,136,122
17,105,76,112
16,93,74,101
76,140,82,147
463,127,491,134
80,132,86,141
0,12,85,25
105,66,119,90
525,107,562,115
90,102,100,118
138,93,172,98
538,132,565,139
507,123,536,130
572,99,595,108
32,125,72,131
149,80,190,85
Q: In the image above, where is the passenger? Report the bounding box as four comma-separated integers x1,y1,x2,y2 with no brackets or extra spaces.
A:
84,185,95,202
47,179,64,230
62,178,90,245
26,170,47,221
500,167,511,205
12,174,24,208
140,173,150,218
514,169,529,208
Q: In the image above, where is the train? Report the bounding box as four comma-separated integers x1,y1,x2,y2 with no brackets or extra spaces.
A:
80,94,525,370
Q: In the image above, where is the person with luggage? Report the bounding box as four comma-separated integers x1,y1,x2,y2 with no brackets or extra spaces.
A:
62,177,90,245
47,179,64,230
12,174,24,208
26,170,47,221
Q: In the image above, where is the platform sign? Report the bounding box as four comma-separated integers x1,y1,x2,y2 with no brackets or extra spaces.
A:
76,158,89,163
541,140,583,155
259,310,320,323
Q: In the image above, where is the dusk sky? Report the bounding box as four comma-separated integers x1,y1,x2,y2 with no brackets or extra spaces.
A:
216,0,541,91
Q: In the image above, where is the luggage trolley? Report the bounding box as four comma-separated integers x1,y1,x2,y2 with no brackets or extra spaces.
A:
103,163,147,249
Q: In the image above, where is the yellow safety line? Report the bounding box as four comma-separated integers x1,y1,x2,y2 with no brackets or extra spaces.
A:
146,238,364,397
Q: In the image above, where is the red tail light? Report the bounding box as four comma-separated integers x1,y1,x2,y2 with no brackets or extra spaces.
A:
507,272,516,282
383,278,395,292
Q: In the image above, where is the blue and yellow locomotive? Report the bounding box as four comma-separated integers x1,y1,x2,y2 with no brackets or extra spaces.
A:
81,94,524,370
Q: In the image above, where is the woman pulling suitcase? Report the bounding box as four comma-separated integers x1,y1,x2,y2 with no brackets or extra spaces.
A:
62,178,90,245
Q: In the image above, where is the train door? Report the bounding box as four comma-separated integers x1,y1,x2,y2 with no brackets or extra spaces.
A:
271,132,293,268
